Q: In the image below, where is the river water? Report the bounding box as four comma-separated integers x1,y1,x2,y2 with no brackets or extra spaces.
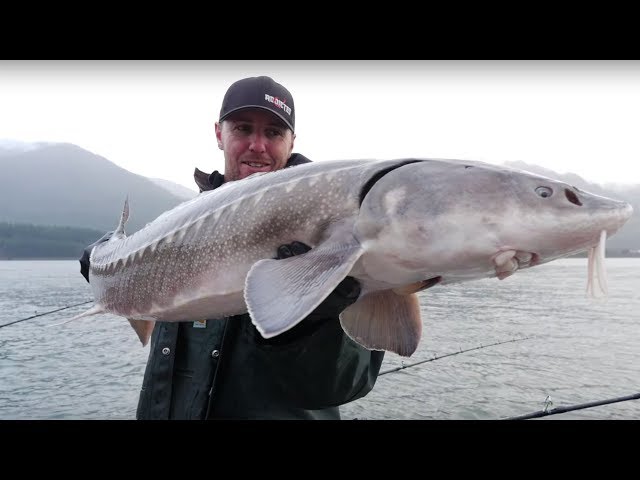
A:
1,258,638,420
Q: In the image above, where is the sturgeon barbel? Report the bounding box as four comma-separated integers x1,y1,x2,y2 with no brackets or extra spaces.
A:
71,158,634,356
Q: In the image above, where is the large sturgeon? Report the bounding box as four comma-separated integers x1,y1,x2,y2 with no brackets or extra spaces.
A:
71,158,633,356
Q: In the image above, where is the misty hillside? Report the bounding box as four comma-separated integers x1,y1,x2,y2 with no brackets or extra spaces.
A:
504,161,640,251
149,177,198,200
0,143,190,234
0,142,637,253
0,222,106,259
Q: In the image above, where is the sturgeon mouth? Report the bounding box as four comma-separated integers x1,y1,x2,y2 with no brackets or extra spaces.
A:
492,249,540,280
492,230,609,297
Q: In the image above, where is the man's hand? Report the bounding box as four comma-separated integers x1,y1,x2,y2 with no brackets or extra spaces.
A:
79,231,114,283
275,240,312,259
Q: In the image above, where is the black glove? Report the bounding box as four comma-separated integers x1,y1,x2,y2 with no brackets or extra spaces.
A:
275,241,361,314
79,231,114,283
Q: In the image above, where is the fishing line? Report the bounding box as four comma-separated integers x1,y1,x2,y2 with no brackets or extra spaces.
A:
4,303,638,419
0,300,94,329
378,336,535,376
378,336,640,419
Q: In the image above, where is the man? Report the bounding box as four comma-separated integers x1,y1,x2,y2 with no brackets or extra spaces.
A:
80,76,385,419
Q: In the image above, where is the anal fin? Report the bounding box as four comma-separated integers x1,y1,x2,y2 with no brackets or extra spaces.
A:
339,290,422,357
128,319,155,346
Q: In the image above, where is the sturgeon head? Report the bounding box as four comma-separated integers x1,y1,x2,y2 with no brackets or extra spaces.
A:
304,159,630,358
351,159,633,286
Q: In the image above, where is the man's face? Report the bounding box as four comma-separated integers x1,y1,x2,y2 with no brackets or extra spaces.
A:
215,109,295,182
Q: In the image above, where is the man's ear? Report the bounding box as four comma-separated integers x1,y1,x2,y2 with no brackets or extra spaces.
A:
289,132,296,155
215,121,223,150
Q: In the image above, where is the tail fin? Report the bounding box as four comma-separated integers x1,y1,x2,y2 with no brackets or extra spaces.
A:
46,304,105,327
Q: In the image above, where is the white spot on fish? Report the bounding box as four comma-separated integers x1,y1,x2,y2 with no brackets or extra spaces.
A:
285,179,301,193
324,171,337,183
174,229,185,243
252,191,265,206
383,187,407,215
194,217,206,232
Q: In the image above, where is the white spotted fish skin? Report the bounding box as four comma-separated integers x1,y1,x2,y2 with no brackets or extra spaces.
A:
73,157,633,355
87,159,395,322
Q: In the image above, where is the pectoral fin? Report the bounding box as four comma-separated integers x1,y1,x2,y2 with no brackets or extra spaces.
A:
128,319,155,346
339,289,422,357
245,235,364,339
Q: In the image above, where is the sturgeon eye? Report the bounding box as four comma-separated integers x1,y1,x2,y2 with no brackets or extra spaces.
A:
535,186,553,198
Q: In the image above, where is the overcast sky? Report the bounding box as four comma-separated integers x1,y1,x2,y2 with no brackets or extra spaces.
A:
1,60,639,191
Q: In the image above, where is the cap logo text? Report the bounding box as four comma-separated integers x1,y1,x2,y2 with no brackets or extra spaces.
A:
264,94,292,116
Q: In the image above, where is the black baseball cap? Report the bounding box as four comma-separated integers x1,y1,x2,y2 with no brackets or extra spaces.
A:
218,76,295,132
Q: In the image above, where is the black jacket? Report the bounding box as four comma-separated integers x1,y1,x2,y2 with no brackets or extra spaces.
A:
136,153,385,420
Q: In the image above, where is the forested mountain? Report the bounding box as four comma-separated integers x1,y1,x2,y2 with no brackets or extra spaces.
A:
0,141,637,258
0,142,189,233
0,222,106,259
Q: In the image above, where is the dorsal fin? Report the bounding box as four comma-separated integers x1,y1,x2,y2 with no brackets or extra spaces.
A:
112,196,130,240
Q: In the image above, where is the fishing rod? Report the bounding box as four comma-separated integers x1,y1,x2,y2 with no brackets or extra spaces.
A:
0,300,94,329
378,336,535,376
4,304,638,419
378,338,640,419
503,392,640,420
